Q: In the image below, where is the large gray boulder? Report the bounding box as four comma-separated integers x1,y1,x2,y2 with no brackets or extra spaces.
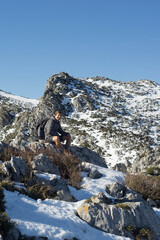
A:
36,173,75,202
88,169,102,179
77,193,160,239
2,156,29,181
71,146,107,168
72,95,96,112
31,153,60,175
105,182,143,201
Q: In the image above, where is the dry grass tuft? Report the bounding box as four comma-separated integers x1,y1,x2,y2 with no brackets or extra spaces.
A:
125,226,152,240
37,148,82,188
0,147,19,162
125,172,160,201
27,182,57,200
115,203,130,209
0,180,15,192
0,146,82,188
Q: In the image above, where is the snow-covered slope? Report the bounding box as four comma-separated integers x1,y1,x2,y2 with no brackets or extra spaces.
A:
58,75,160,171
0,89,39,145
0,90,39,109
0,72,160,172
3,163,139,240
4,163,160,239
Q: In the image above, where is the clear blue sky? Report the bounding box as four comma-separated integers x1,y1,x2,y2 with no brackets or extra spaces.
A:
0,0,160,99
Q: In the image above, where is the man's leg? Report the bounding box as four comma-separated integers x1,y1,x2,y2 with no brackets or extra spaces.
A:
52,136,63,150
63,133,71,151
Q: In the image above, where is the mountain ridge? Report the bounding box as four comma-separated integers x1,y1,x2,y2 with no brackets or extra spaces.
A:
0,72,160,172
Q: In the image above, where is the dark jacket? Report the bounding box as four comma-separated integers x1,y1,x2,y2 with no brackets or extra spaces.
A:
44,117,67,141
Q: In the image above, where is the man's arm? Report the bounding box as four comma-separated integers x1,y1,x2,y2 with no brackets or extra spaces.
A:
58,122,68,136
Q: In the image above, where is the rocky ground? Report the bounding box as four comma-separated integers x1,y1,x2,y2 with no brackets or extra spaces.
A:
1,140,160,239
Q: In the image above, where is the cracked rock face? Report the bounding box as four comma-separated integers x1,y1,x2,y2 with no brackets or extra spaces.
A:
77,193,160,239
0,106,15,128
0,72,160,173
31,153,60,175
2,156,29,181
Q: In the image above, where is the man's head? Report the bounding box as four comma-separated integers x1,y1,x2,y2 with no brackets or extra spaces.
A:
54,110,62,121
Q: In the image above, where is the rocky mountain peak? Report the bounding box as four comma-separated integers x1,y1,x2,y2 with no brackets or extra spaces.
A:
0,72,160,173
44,72,74,94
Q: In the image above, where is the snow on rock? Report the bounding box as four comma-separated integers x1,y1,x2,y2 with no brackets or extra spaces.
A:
0,90,39,108
69,162,125,201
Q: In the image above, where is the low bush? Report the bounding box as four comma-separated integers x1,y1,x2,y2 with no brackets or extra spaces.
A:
42,149,82,188
0,147,19,162
125,172,160,201
27,182,57,200
85,198,92,204
0,187,16,238
0,187,5,212
0,146,82,189
0,212,15,237
0,180,14,193
137,228,152,240
145,166,160,176
125,226,152,240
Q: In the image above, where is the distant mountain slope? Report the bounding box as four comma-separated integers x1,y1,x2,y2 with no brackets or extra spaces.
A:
0,89,39,108
0,72,160,172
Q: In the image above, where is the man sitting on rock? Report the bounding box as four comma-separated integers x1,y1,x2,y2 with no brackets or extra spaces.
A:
44,110,71,152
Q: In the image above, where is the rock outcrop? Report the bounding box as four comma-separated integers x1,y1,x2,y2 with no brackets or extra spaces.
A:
31,153,60,175
2,156,29,182
77,192,160,239
105,182,143,200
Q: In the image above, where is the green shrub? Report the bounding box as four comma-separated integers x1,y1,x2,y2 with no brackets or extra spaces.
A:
0,187,5,212
0,212,15,237
0,187,16,238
